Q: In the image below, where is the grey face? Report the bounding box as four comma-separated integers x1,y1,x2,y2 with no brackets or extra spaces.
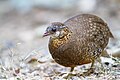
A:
43,22,66,37
46,26,58,33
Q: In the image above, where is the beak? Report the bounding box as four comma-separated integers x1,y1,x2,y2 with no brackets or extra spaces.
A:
43,32,50,37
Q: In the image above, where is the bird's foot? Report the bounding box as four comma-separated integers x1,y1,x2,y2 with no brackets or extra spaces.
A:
62,68,95,79
63,72,76,79
99,65,105,74
78,67,95,77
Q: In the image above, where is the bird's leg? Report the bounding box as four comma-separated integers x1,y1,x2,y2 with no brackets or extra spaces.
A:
70,67,74,72
80,61,95,76
97,57,105,73
64,67,76,79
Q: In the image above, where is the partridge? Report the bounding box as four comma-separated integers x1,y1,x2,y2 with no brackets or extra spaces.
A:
43,14,113,76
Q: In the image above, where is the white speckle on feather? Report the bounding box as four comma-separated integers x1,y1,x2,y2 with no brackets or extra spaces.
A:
55,31,60,37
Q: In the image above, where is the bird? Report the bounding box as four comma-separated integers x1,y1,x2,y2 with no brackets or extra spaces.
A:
43,14,114,77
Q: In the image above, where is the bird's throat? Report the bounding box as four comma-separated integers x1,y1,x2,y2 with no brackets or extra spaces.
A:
50,28,71,48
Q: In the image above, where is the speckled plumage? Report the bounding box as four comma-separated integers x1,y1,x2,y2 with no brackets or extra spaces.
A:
47,14,113,69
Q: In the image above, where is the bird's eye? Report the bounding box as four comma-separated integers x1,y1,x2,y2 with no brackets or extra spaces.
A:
52,27,56,32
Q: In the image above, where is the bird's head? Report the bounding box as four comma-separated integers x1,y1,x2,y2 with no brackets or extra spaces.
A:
43,22,68,38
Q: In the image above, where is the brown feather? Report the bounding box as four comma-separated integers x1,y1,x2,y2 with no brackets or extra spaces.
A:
48,14,113,67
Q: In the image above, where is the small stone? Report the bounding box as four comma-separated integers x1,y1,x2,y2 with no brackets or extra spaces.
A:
104,62,109,66
112,64,118,67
